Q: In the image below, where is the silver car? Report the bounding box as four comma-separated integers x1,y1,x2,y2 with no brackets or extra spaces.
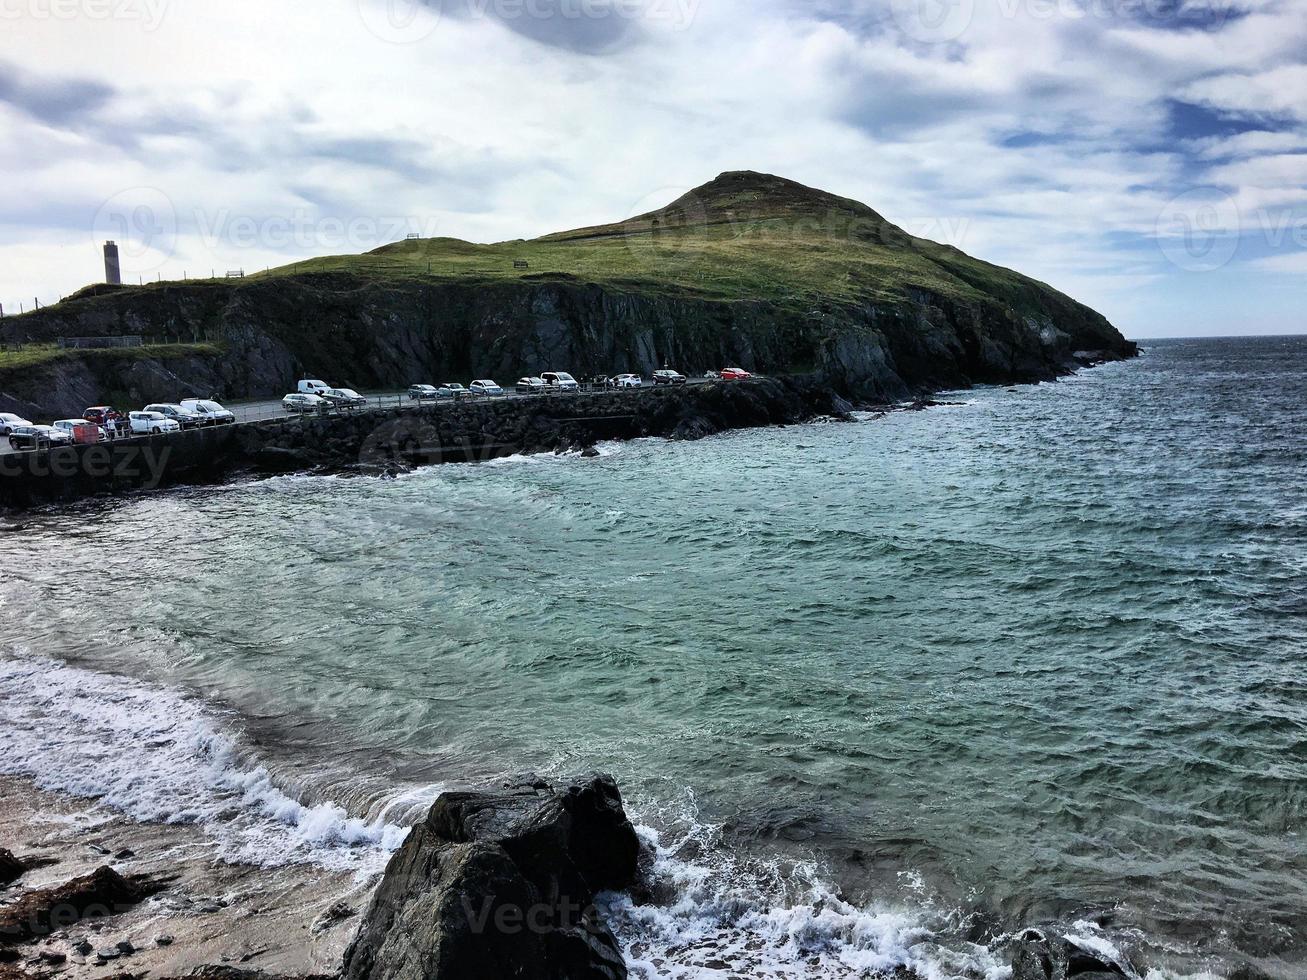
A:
283,393,328,414
0,412,33,436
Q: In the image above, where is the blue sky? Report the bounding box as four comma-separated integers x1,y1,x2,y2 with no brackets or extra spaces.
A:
1,0,1304,338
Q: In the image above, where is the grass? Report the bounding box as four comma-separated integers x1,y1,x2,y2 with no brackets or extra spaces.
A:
255,221,998,313
247,172,1051,313
0,342,224,374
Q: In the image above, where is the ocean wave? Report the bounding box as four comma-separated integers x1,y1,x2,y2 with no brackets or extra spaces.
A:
0,655,418,872
605,797,1010,980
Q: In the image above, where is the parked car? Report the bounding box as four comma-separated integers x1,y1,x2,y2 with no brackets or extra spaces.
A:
84,406,129,437
470,380,504,397
128,411,180,435
409,384,439,401
611,374,642,389
0,412,33,436
436,384,467,399
654,369,687,386
541,372,580,393
283,393,328,414
52,419,105,444
720,367,753,381
322,388,368,409
517,377,546,395
180,399,236,425
144,403,207,429
8,425,72,451
297,379,330,395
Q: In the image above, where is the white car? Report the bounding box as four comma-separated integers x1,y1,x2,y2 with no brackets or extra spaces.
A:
541,372,580,393
297,379,330,395
611,374,643,389
52,419,105,443
129,411,181,435
181,399,236,424
470,380,504,397
284,393,328,413
436,384,467,399
0,412,33,436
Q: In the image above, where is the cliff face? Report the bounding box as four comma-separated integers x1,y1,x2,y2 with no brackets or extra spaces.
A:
0,172,1135,419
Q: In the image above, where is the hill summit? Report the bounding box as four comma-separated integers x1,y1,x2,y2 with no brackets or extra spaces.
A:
544,171,899,243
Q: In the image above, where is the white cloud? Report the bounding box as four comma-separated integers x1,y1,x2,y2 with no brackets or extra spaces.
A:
0,0,1303,338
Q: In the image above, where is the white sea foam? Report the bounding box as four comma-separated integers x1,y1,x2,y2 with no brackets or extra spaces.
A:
605,802,1011,980
0,655,416,872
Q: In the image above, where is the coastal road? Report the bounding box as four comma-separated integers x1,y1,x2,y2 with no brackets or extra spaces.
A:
224,377,714,424
1,376,718,457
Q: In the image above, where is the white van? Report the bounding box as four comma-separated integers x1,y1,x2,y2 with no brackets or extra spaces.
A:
297,379,330,395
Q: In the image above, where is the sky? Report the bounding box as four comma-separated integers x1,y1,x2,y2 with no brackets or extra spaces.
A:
1,0,1304,339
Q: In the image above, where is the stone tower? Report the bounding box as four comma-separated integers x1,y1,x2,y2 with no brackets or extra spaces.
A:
104,240,122,285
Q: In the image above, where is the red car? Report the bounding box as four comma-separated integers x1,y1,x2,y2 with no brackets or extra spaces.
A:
84,406,128,438
720,367,753,381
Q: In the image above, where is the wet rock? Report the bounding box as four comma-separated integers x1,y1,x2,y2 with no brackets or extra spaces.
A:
344,773,640,980
580,446,601,458
71,940,92,957
0,866,167,944
0,852,24,888
115,940,135,955
1011,929,1130,980
113,849,135,861
310,902,356,935
95,947,120,961
38,951,66,966
156,934,175,947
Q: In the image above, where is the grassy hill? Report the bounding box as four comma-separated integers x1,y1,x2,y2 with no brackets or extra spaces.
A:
2,172,1134,418
260,172,1077,318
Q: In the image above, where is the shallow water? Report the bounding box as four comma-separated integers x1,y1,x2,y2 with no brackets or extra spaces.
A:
2,336,1305,978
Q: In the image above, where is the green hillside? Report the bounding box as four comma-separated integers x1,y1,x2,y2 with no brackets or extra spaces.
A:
259,172,1064,316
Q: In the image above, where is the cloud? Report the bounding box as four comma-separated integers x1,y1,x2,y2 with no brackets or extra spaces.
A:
0,59,114,126
1182,65,1307,122
0,0,1303,337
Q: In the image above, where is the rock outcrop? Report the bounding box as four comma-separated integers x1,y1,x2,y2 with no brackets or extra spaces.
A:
1011,929,1132,980
0,851,24,888
0,866,165,943
343,774,640,980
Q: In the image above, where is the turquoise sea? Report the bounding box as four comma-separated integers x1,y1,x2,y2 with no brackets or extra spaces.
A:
2,336,1304,979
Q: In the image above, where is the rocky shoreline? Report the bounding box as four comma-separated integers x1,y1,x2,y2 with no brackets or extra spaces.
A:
0,376,862,510
0,773,1147,980
0,355,1135,510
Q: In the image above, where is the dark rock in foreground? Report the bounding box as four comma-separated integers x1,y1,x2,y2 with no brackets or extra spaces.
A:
1011,929,1130,980
0,866,165,944
0,851,24,888
344,774,640,980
